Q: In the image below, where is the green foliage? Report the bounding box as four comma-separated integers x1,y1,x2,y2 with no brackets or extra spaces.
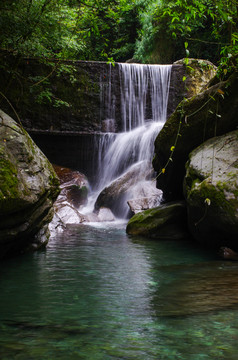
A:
136,0,238,67
0,0,151,62
0,0,237,77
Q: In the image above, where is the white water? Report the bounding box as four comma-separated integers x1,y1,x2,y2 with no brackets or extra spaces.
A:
82,63,172,218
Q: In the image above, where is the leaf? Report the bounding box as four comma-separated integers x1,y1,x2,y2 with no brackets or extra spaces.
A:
217,89,224,95
170,146,175,151
161,168,166,174
204,198,211,206
182,76,187,82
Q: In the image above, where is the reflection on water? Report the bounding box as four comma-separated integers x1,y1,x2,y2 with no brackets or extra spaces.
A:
1,224,238,359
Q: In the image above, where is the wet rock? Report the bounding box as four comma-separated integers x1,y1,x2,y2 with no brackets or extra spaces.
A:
81,208,115,223
127,180,163,214
184,130,238,249
95,161,153,217
218,247,238,261
53,165,89,208
49,166,89,232
126,201,188,240
97,207,115,222
0,109,60,258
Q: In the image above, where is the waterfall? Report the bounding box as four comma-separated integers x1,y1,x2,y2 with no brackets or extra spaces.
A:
119,63,171,131
82,63,172,218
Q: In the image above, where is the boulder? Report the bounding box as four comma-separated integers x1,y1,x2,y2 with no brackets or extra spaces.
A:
127,180,163,214
184,130,238,249
49,166,89,231
174,58,217,98
97,207,115,222
81,208,115,223
0,110,60,258
126,201,188,240
153,71,238,200
95,161,153,217
52,202,84,228
53,165,88,208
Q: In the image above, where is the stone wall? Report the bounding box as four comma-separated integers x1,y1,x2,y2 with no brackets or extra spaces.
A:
0,55,185,133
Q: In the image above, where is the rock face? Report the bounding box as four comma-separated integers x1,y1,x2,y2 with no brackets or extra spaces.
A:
184,130,238,249
126,201,188,240
0,110,60,258
153,71,238,200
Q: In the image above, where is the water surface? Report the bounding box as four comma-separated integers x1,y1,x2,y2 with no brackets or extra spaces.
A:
1,224,238,359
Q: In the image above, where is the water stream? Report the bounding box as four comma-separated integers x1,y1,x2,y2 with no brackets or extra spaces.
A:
1,224,238,359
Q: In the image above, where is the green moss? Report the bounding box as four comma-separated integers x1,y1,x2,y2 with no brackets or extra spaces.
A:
0,153,19,201
189,179,237,217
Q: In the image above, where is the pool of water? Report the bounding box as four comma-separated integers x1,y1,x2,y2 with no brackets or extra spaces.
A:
1,223,238,359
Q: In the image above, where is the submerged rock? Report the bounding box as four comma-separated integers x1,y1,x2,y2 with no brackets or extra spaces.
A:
0,110,60,258
126,201,188,240
153,261,238,317
184,130,238,249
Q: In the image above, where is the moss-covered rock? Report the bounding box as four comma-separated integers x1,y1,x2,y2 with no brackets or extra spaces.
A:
126,201,188,239
0,110,60,258
153,71,238,200
174,58,217,98
184,130,238,249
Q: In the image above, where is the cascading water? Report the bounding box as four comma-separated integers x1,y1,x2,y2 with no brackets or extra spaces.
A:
82,63,172,219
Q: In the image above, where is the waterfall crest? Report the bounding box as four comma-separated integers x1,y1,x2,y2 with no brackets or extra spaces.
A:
119,63,171,131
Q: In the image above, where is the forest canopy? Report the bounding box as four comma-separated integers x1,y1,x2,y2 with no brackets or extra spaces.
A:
0,0,237,67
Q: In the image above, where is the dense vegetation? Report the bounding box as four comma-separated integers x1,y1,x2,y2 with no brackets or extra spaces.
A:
0,0,237,113
135,0,238,68
0,0,237,66
0,0,149,62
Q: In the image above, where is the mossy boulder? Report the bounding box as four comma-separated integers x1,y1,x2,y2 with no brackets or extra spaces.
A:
153,70,238,200
126,201,188,240
0,110,60,258
184,130,238,249
174,58,217,98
